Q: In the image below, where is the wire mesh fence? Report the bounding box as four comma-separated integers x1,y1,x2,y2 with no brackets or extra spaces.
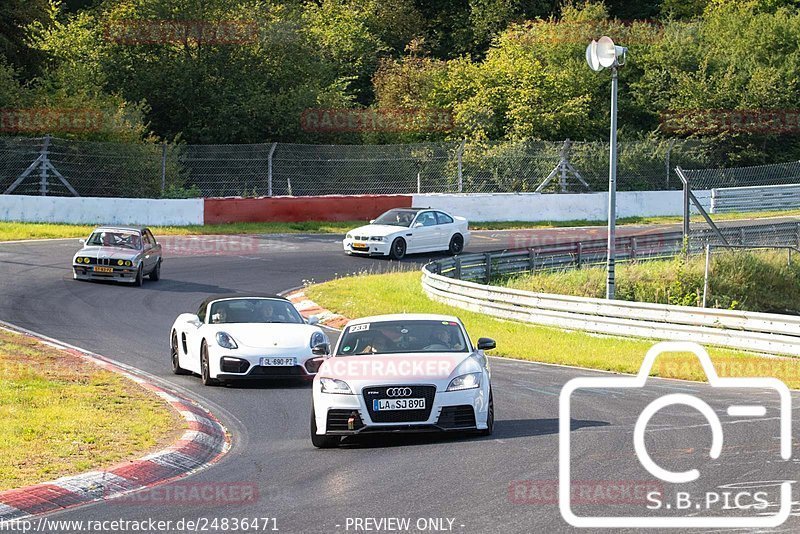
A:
0,135,739,199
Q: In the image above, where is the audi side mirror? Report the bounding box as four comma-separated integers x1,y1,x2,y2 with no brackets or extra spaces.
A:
312,343,330,356
477,338,496,351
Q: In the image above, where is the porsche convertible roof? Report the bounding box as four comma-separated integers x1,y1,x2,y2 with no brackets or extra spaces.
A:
197,294,288,310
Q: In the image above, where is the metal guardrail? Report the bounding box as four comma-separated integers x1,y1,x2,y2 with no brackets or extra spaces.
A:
711,184,800,213
422,225,800,356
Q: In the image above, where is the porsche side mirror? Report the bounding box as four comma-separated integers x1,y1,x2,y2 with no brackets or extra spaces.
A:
307,315,320,326
312,343,330,356
477,337,496,351
186,314,202,327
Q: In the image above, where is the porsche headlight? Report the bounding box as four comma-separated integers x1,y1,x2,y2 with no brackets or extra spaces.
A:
446,372,482,391
216,331,238,349
310,331,329,348
320,377,352,394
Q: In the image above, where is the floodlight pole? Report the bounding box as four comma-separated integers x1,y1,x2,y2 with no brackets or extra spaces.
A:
606,66,619,300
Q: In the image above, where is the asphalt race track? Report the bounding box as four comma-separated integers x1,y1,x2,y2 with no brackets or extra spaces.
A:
1,228,798,534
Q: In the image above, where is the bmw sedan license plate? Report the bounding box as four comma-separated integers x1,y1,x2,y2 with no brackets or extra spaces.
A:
260,357,296,366
373,398,425,411
352,243,368,250
94,266,114,273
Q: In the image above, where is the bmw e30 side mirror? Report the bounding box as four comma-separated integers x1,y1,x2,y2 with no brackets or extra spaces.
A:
312,343,331,356
477,338,496,351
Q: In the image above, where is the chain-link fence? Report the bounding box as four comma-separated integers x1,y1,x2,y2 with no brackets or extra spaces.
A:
0,135,773,199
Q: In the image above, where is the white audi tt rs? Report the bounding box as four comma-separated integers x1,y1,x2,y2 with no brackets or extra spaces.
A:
343,208,470,260
170,295,330,385
310,314,495,448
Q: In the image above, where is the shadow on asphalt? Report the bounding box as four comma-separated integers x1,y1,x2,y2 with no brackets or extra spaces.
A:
335,418,610,449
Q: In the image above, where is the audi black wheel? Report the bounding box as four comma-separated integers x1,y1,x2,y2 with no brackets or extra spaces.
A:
479,390,494,436
310,407,340,448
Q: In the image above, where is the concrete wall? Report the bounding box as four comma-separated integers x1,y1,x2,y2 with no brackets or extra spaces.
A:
412,191,711,222
0,195,204,226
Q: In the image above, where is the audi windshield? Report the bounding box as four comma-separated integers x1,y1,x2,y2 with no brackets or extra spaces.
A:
336,320,469,355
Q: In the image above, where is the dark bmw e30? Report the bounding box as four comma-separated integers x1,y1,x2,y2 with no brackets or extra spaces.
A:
72,226,162,286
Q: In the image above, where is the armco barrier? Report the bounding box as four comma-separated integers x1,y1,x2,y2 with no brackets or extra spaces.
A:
711,184,800,213
0,194,204,226
422,236,800,356
203,195,412,224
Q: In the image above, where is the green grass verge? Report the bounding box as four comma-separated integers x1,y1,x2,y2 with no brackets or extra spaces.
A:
0,329,182,490
503,249,800,314
305,270,800,388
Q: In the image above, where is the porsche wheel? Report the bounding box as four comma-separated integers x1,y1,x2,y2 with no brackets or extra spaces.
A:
389,237,406,260
448,233,464,255
310,407,340,448
200,342,219,386
149,259,161,281
171,331,190,375
479,390,494,436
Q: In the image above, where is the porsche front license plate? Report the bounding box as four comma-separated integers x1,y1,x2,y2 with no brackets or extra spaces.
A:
94,266,114,273
352,243,368,250
373,398,425,411
260,357,296,366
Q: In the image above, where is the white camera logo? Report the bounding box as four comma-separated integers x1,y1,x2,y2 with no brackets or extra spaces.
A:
559,341,792,529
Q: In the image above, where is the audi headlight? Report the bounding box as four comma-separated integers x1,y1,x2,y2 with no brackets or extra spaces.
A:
310,331,329,348
216,331,238,349
320,377,352,394
446,372,482,391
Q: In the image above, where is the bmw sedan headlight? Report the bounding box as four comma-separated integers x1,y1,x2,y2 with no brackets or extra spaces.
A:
446,372,482,391
216,331,238,349
345,233,353,239
320,377,352,394
369,236,386,241
310,331,329,348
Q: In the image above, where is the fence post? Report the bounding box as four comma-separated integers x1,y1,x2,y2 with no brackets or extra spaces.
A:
631,237,637,261
454,257,462,279
528,249,536,271
484,253,493,284
160,141,167,195
665,138,676,189
702,244,712,307
39,135,51,196
417,171,421,194
457,139,465,193
576,242,582,268
267,142,277,197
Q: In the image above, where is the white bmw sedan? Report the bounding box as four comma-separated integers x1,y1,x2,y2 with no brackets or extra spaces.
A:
343,208,470,260
170,295,330,386
310,314,495,448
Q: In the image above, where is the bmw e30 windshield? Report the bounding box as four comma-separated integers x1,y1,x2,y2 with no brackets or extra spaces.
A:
337,320,469,355
86,230,142,249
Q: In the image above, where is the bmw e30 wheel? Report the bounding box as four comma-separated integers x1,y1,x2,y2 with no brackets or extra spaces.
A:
149,259,161,281
134,265,143,287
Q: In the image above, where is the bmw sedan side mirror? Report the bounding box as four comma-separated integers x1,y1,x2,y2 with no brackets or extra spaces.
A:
412,222,423,228
477,337,496,351
307,315,320,326
78,238,85,245
369,219,375,224
312,343,330,356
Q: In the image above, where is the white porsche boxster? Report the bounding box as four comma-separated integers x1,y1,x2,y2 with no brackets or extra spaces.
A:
343,208,470,260
170,295,330,386
310,314,495,448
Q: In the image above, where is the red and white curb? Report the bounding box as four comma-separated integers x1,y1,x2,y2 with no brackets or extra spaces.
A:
284,289,349,329
0,322,230,522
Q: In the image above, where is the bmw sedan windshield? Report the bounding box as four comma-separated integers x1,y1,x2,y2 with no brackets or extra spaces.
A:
337,320,468,355
372,209,418,227
209,299,304,324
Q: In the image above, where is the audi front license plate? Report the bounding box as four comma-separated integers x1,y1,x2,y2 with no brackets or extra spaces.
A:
373,398,426,411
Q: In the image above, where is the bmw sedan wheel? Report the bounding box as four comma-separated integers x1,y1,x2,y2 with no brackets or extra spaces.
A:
171,332,189,375
479,390,494,436
310,407,340,448
448,233,464,255
200,342,219,386
389,237,406,260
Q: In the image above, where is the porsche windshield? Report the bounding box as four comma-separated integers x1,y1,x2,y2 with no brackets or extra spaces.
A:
372,209,418,227
208,299,304,324
86,231,142,250
337,320,468,355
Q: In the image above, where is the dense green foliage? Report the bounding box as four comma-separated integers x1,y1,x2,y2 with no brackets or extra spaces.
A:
504,250,800,313
1,0,799,163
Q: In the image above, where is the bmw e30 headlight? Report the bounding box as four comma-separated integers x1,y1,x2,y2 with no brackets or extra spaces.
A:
117,259,124,266
216,331,238,349
446,372,482,391
320,377,352,394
